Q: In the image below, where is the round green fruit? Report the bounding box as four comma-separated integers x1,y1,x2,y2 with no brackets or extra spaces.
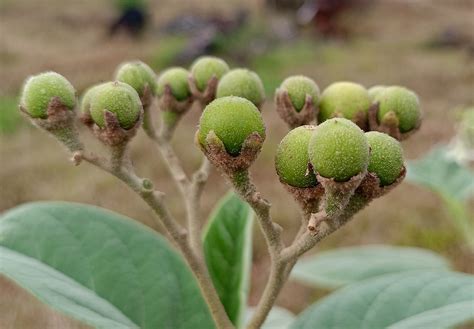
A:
375,86,421,133
156,67,191,101
216,68,265,107
198,96,265,156
89,81,142,129
275,125,317,188
280,75,320,112
368,85,386,102
309,118,369,182
190,56,230,92
20,71,76,119
318,82,370,122
115,61,157,96
80,83,105,115
366,131,404,186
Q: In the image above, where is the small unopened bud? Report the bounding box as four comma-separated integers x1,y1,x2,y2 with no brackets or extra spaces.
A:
156,67,192,102
216,69,265,109
318,82,370,129
190,56,229,92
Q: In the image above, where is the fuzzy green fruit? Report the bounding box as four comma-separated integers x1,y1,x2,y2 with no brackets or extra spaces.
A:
275,125,317,187
156,67,191,101
216,69,265,107
368,85,386,102
20,72,76,118
366,131,404,186
280,76,320,112
318,82,370,122
190,56,230,91
89,81,142,129
309,118,369,182
115,61,157,96
375,86,421,133
198,96,265,156
80,83,105,115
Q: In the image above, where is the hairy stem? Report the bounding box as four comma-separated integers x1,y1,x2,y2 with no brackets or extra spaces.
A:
74,150,233,329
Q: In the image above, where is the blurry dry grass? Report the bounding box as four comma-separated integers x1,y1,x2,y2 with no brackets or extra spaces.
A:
1,0,474,327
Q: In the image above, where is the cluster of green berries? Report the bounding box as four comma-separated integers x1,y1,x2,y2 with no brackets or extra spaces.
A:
275,77,421,133
20,57,411,190
275,118,404,187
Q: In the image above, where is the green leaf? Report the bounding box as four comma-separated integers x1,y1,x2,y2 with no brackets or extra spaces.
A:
203,192,253,328
0,202,215,329
388,301,474,329
291,245,451,289
246,306,295,329
406,146,474,200
291,270,474,329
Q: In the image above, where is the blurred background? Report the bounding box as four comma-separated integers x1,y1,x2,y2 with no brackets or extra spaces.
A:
0,0,473,327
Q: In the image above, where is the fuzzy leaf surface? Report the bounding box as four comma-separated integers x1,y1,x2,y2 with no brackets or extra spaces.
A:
0,202,215,329
203,192,253,328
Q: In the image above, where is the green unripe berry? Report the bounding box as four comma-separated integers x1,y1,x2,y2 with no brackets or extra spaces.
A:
198,96,265,156
89,81,141,129
20,72,76,118
115,61,157,96
366,131,404,186
190,56,230,91
368,85,386,102
309,118,369,182
275,125,317,188
318,82,370,122
156,67,191,101
375,86,421,133
280,76,320,112
216,68,265,107
80,83,105,115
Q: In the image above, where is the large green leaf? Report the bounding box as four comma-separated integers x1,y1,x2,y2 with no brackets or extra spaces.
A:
291,270,474,329
0,202,215,329
291,245,451,289
203,192,253,328
388,301,474,329
245,306,295,329
406,146,474,200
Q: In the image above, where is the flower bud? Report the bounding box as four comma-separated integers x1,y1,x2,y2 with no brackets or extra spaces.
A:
318,82,370,127
198,96,265,156
156,67,191,101
280,76,320,112
20,72,76,118
216,68,265,108
366,131,404,186
190,56,229,92
375,86,421,133
115,60,157,97
309,118,369,182
80,83,105,116
89,81,142,130
275,125,317,188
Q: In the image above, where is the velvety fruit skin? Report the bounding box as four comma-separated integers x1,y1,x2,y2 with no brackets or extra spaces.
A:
318,82,370,122
89,81,142,129
366,131,404,186
375,86,421,133
275,125,317,187
216,69,265,107
156,67,191,101
309,118,369,182
368,85,386,102
198,96,265,156
115,61,157,96
20,72,76,118
280,76,320,112
80,83,105,115
191,56,230,91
